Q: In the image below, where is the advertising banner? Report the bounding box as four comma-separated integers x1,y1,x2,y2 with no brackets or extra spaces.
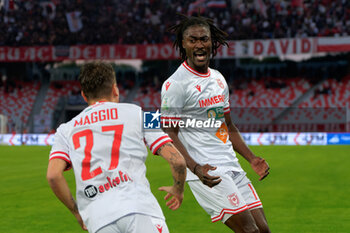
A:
1,37,350,62
241,132,327,146
327,133,350,145
1,132,349,146
0,133,55,146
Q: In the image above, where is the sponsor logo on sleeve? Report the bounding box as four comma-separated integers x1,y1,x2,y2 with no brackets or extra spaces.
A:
161,98,169,111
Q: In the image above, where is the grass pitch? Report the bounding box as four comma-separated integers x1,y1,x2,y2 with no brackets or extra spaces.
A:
0,145,349,233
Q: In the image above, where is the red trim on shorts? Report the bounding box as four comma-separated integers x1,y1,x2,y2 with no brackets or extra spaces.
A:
152,139,173,155
211,205,249,222
247,201,262,209
248,183,258,200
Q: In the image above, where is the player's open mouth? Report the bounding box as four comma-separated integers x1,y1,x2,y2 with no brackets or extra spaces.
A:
194,52,207,61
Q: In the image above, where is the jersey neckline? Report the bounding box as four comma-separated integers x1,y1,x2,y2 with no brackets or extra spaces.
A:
91,101,107,107
182,61,211,78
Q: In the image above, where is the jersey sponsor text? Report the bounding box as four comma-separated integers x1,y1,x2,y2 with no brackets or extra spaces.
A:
98,170,133,193
198,94,225,107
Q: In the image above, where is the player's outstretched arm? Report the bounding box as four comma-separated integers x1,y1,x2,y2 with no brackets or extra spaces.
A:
224,114,270,181
156,142,186,210
47,159,87,231
163,126,222,187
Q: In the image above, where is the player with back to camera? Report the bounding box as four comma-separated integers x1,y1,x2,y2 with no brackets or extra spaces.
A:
161,14,271,233
47,62,186,233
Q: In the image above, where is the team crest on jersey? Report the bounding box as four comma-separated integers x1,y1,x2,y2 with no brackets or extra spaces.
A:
228,193,239,207
216,79,224,89
165,81,171,91
195,85,201,92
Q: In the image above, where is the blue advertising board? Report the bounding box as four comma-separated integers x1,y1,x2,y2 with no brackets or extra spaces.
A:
327,133,350,145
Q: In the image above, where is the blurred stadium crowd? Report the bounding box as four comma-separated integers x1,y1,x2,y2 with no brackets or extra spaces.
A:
0,0,349,134
1,0,350,46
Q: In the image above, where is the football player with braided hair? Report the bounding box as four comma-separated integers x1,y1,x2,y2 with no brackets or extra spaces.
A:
161,14,271,233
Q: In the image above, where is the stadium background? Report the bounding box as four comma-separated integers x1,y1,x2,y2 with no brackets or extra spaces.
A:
0,0,349,232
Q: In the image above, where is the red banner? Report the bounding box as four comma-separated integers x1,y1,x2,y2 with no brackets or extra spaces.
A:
0,44,181,62
1,37,350,62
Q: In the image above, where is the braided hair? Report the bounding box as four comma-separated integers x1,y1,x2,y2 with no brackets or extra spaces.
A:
168,14,228,60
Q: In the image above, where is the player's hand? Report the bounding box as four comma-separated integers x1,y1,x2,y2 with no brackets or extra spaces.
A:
194,164,222,188
158,186,184,210
73,212,88,231
251,157,270,181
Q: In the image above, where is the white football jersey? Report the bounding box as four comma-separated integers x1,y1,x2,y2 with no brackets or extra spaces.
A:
49,102,172,233
161,61,244,180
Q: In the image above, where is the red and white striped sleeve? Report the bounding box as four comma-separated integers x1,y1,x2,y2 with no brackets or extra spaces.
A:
224,105,230,114
144,131,173,155
222,77,231,114
49,126,72,170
